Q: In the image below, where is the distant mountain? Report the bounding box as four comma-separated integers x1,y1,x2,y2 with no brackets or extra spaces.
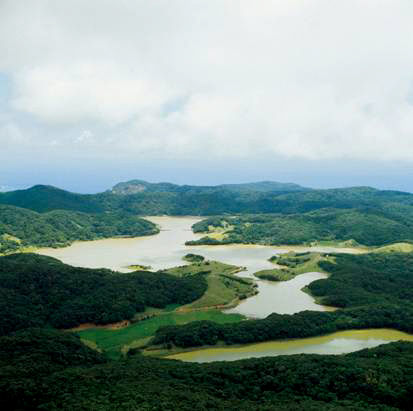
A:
2,181,413,218
0,185,103,213
110,180,183,195
110,179,309,195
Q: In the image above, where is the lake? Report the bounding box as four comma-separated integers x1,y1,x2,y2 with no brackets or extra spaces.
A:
38,216,347,317
166,329,413,362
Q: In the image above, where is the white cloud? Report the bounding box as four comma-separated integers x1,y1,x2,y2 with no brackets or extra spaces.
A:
1,0,413,162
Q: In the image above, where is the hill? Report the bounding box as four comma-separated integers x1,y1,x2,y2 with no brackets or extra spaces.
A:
0,253,207,334
0,204,158,253
3,182,413,248
188,207,413,247
1,182,413,218
0,185,104,213
110,179,308,195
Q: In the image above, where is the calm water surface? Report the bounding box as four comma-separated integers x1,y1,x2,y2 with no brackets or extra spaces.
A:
167,329,413,362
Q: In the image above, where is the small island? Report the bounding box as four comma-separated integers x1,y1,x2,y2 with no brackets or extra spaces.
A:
182,253,205,263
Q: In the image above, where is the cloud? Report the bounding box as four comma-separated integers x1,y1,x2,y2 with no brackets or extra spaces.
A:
1,0,413,163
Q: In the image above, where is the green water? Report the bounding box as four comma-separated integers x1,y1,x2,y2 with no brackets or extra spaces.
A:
167,329,413,363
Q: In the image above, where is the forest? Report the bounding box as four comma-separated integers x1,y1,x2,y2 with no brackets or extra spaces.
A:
0,204,157,253
1,328,412,410
189,208,413,246
0,253,207,334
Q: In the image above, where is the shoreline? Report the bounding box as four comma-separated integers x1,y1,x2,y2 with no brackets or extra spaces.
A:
158,328,413,361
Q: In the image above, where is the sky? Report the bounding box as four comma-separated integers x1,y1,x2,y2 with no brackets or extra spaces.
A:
1,0,413,193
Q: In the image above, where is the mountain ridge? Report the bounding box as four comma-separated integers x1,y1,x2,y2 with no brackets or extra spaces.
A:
109,179,310,195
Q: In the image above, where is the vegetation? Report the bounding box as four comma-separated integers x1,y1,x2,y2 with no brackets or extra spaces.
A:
0,253,207,335
183,253,205,263
0,204,158,253
3,183,413,220
77,259,254,358
4,183,413,249
2,328,413,410
164,260,257,309
151,252,413,348
189,208,413,246
255,252,328,281
4,180,413,408
151,304,413,348
308,252,413,308
78,310,244,358
126,264,152,270
110,179,308,195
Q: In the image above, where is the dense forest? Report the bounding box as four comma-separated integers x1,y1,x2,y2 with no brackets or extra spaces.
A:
189,208,413,246
0,253,207,334
2,182,413,217
309,252,413,307
152,252,413,347
1,328,412,410
0,204,157,253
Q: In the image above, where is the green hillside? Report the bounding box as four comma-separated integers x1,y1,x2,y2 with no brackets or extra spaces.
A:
189,208,413,246
2,181,413,217
0,253,207,335
0,204,157,253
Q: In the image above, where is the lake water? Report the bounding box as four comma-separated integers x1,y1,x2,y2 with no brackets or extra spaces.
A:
167,329,413,362
38,216,349,317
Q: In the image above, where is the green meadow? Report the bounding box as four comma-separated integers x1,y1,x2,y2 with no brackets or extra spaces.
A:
77,310,244,358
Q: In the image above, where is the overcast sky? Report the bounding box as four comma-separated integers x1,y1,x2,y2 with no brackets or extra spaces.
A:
1,0,413,193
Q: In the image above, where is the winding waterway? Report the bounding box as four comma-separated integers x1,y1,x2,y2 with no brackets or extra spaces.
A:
38,216,348,317
38,217,411,360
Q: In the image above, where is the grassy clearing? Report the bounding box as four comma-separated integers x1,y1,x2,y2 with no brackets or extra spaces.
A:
165,260,257,310
77,310,244,359
77,260,253,358
202,222,234,241
254,252,331,281
371,242,413,253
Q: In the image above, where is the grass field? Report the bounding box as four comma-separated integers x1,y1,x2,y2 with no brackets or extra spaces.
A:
165,260,257,310
77,310,244,358
371,242,413,253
